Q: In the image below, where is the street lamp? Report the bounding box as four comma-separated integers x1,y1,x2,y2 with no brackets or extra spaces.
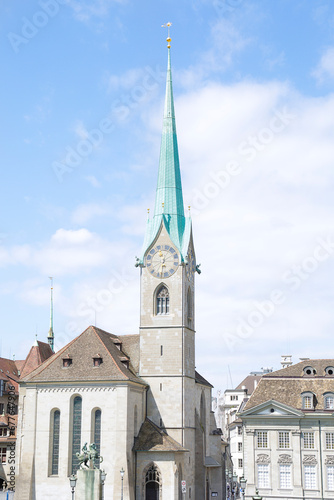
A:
240,476,247,500
101,470,107,500
228,471,232,499
252,488,263,500
69,474,77,500
232,472,238,500
120,467,125,500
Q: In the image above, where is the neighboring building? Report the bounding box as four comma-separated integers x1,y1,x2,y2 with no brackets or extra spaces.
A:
214,368,272,483
15,42,223,500
240,359,334,499
0,340,53,492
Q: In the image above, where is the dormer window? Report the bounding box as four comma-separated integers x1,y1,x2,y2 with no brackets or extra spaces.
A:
325,367,334,376
93,357,103,367
324,393,334,409
63,358,72,368
302,392,315,409
303,366,316,376
121,360,129,369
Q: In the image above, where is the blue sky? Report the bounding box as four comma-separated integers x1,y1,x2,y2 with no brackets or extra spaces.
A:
1,0,334,390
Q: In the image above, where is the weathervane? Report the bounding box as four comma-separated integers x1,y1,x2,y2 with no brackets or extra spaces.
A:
162,22,172,48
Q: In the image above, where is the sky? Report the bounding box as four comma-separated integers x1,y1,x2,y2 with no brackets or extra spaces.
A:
1,0,334,392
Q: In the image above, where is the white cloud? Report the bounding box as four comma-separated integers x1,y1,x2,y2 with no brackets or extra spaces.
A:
68,0,126,23
71,203,110,225
312,46,334,84
85,175,101,188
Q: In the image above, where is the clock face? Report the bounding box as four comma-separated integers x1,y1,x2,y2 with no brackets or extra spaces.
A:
186,247,196,282
146,245,179,278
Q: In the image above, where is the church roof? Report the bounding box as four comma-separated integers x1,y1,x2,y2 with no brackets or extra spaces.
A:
243,359,334,412
133,418,188,452
20,340,54,379
195,370,213,388
139,47,191,262
21,326,146,386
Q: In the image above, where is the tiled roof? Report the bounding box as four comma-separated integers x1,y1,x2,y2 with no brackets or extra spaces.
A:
0,358,19,380
243,359,334,412
21,326,146,385
118,334,140,373
235,375,262,395
20,341,54,379
133,418,188,452
195,370,213,388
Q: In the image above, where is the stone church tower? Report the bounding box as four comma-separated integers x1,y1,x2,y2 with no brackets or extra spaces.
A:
15,40,223,500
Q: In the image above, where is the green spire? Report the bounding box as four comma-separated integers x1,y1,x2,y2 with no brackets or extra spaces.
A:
139,45,191,263
154,48,184,221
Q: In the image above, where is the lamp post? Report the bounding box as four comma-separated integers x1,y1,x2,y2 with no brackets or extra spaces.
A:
101,470,107,500
252,488,263,500
69,474,77,500
240,476,247,500
120,467,125,500
232,472,238,500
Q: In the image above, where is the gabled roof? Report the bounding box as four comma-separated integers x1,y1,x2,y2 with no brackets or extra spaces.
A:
133,418,188,452
21,326,146,386
195,370,213,388
0,357,19,380
20,341,54,379
235,374,262,395
241,399,304,418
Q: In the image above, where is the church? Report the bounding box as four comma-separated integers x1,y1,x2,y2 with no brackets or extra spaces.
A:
15,38,223,500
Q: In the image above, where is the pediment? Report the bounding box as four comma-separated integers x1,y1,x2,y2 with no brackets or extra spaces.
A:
241,399,304,418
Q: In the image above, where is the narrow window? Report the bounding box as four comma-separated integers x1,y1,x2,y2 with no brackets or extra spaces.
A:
160,345,163,356
51,410,60,475
238,442,242,452
238,458,243,468
258,464,269,487
160,383,162,391
304,465,316,489
238,426,243,435
93,409,101,468
326,432,334,450
187,288,192,325
134,406,138,437
156,286,169,315
327,466,334,490
304,432,315,449
0,448,6,464
71,396,82,474
278,431,290,449
280,464,291,489
257,431,268,448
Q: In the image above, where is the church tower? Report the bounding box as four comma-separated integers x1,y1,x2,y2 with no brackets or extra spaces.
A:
137,36,198,450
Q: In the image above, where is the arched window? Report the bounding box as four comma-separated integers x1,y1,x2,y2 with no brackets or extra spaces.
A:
93,409,101,468
50,409,60,475
303,366,316,376
71,396,82,474
156,285,169,315
145,464,161,500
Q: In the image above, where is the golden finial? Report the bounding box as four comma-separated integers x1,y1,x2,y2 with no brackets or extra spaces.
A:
162,22,172,48
162,202,165,210
147,208,150,214
188,205,191,212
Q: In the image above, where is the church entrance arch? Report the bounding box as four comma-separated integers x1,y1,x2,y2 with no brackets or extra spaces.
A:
144,463,162,500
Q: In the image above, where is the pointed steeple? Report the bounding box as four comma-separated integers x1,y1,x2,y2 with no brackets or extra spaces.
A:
139,40,191,262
